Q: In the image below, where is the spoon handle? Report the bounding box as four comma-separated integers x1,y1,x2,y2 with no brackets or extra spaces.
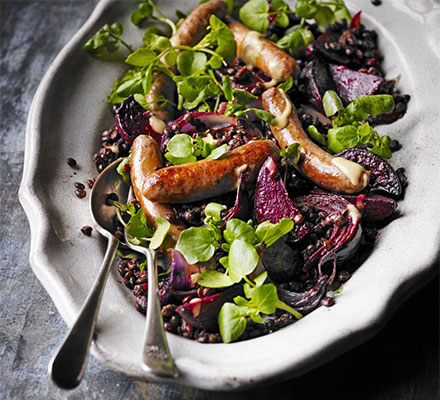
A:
48,235,119,389
143,248,178,377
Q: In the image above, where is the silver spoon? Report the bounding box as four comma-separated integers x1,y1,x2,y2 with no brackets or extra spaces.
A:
49,158,128,389
124,188,178,377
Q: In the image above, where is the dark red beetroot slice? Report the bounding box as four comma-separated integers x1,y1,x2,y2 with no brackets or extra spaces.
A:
277,274,331,314
223,172,249,222
335,147,402,198
115,95,162,144
302,61,324,110
330,64,384,104
341,193,398,222
176,285,242,330
254,156,309,241
294,191,362,268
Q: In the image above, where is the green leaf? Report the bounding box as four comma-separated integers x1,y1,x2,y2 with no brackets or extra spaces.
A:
233,89,257,106
219,303,247,343
208,15,237,63
228,240,259,283
204,202,226,222
164,153,197,165
250,284,278,314
327,129,346,153
307,125,326,145
167,134,194,158
116,155,131,184
239,0,270,33
126,208,152,239
333,125,359,148
222,76,234,102
110,22,123,36
249,108,275,124
255,218,294,247
323,90,344,117
253,271,268,287
280,143,301,164
295,0,317,19
176,227,217,264
149,217,170,250
125,48,156,67
177,51,207,76
346,95,395,121
277,77,293,93
131,1,153,26
314,5,336,30
206,143,228,160
197,270,234,288
224,219,256,245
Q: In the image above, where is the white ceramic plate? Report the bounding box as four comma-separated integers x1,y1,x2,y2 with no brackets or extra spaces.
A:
20,0,440,390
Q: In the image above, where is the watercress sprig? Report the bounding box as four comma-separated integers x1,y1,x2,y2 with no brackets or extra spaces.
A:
309,90,395,159
219,271,302,343
164,133,228,165
84,23,134,56
111,200,170,249
131,0,177,35
222,76,275,124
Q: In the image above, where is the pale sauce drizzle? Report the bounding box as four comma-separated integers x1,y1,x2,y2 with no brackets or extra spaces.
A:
149,116,166,134
331,157,365,186
273,89,292,130
241,31,264,69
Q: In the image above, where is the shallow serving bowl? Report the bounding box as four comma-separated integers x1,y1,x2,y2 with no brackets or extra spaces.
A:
19,0,440,390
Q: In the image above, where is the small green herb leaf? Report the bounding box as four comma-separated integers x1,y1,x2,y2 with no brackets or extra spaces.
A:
228,239,259,283
224,219,256,245
255,218,294,247
239,0,270,33
149,217,170,250
323,90,344,117
204,202,227,222
176,226,217,264
197,270,234,288
219,303,247,343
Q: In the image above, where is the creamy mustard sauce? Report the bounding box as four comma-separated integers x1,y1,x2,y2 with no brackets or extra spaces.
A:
149,116,166,134
241,31,264,69
273,89,291,130
263,78,278,88
347,204,361,221
331,157,365,186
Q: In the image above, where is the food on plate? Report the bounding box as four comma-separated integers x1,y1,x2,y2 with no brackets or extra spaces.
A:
86,0,409,343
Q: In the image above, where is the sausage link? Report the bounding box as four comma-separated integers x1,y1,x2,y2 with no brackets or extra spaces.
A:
170,0,227,47
141,140,280,204
227,19,299,83
144,73,174,122
262,87,370,194
131,135,186,244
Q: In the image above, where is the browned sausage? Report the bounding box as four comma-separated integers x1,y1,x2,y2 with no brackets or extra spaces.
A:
131,135,186,244
141,140,280,204
227,19,299,83
170,0,227,47
262,87,370,194
144,73,173,122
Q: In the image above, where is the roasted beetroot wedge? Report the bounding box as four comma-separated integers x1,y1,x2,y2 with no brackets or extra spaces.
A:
330,64,384,104
277,274,331,314
342,193,398,222
255,156,309,241
176,286,242,330
294,191,362,268
115,95,162,144
335,147,403,198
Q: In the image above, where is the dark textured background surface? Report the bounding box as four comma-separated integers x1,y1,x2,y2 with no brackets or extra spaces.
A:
1,1,438,399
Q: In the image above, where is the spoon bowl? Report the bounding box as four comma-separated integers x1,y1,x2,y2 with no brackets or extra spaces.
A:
49,158,128,389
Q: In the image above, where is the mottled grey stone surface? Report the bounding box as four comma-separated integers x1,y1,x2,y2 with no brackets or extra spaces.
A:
0,1,438,399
